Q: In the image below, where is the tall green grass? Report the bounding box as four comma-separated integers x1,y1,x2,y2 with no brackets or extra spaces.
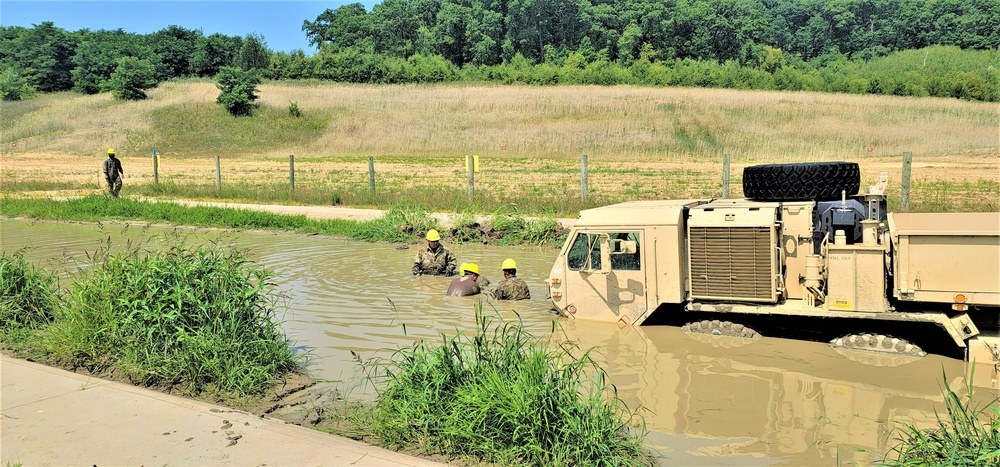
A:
351,307,653,465
0,195,569,246
882,370,1000,466
39,240,301,396
131,180,598,219
0,251,59,344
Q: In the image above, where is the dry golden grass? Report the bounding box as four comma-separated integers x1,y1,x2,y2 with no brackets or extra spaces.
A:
2,81,997,213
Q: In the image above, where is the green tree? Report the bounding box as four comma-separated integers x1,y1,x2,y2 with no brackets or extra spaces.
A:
303,3,373,50
235,33,270,70
0,22,76,92
216,66,261,116
191,33,242,77
105,56,157,100
0,68,35,101
149,25,201,78
71,29,158,94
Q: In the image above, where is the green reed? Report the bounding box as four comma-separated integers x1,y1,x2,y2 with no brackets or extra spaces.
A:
39,240,302,396
0,251,59,344
353,306,653,465
882,370,1000,466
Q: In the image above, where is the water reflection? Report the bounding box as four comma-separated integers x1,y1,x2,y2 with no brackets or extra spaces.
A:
2,219,993,466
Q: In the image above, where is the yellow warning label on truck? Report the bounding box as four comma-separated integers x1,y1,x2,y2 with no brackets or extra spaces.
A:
832,300,851,310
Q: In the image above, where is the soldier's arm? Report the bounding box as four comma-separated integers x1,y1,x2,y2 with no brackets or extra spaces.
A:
412,251,422,275
445,251,457,276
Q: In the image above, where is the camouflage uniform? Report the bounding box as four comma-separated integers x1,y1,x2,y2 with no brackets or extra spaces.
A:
412,244,457,276
102,155,124,197
491,276,530,300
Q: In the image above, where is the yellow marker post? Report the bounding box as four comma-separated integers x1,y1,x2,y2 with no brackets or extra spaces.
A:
464,154,480,173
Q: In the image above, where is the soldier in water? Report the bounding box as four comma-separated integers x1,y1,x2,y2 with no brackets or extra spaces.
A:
446,262,482,296
459,262,490,288
490,258,530,300
412,229,457,276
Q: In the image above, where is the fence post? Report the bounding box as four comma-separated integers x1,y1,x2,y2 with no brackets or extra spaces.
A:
152,148,159,185
467,154,475,201
721,153,730,198
581,154,589,202
215,155,222,190
368,156,376,195
289,154,295,193
901,152,912,211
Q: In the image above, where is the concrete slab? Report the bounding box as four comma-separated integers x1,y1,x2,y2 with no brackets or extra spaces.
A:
1,355,445,466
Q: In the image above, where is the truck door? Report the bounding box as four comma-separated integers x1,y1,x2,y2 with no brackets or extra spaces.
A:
563,230,647,324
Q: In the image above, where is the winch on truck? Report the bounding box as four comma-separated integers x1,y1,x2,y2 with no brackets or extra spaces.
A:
545,161,999,365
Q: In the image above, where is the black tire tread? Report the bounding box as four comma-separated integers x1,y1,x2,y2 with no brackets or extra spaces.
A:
743,161,860,201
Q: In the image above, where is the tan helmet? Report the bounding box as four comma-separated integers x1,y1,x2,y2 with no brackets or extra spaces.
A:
464,263,480,275
426,229,441,241
502,258,517,270
107,148,116,155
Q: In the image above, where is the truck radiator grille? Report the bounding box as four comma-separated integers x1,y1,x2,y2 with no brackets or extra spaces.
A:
689,226,777,302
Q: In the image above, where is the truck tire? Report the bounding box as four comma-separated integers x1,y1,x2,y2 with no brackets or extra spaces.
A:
743,162,860,201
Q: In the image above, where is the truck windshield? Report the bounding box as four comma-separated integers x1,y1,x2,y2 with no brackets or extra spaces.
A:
567,233,601,270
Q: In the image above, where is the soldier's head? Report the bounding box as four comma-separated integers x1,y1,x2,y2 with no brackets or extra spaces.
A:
425,229,441,248
107,148,116,158
501,258,517,278
464,262,480,278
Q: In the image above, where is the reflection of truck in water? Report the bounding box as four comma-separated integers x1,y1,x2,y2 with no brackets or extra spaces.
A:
545,162,999,366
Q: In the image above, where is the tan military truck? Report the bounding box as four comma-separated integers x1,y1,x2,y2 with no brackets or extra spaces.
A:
546,162,999,366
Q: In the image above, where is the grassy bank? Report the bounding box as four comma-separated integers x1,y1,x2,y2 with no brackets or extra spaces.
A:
0,195,568,247
330,307,655,465
881,372,1000,466
0,242,301,398
3,82,996,160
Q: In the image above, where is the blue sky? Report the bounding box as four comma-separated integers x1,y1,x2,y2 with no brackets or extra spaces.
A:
2,1,379,54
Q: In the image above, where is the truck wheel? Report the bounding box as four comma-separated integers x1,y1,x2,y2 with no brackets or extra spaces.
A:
830,333,926,357
682,320,761,339
742,161,860,201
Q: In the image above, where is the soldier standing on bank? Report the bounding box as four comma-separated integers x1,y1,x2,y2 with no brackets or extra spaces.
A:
412,229,457,276
490,258,530,300
102,148,124,197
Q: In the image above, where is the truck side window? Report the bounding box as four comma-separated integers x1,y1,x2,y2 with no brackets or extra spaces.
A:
611,232,641,271
567,233,601,270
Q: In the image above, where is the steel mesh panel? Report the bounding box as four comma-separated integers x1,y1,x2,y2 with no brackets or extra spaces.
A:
689,226,776,301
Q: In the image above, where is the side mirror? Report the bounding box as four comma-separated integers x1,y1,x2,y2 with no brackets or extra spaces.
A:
611,239,637,254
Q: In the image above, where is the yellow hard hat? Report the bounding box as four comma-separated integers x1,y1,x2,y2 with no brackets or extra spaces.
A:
107,148,116,154
426,229,441,241
502,258,517,270
464,263,479,275
458,262,469,275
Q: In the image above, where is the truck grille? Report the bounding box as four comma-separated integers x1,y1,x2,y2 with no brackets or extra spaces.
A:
689,226,777,302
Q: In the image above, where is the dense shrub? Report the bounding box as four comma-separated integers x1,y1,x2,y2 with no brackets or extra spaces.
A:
359,308,653,465
216,66,261,116
0,251,58,334
42,242,300,395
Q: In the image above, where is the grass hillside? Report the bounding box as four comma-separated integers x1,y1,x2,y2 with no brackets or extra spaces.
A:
2,80,997,215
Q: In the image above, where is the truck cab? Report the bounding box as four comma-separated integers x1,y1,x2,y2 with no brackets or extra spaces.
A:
546,164,999,369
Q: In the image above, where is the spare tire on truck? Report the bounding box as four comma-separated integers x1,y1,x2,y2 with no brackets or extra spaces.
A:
743,161,860,201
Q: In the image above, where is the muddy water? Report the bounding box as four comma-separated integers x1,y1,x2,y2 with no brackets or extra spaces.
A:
1,219,990,465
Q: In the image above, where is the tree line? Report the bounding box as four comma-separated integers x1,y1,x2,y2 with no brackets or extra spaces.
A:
302,0,997,66
1,0,997,104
